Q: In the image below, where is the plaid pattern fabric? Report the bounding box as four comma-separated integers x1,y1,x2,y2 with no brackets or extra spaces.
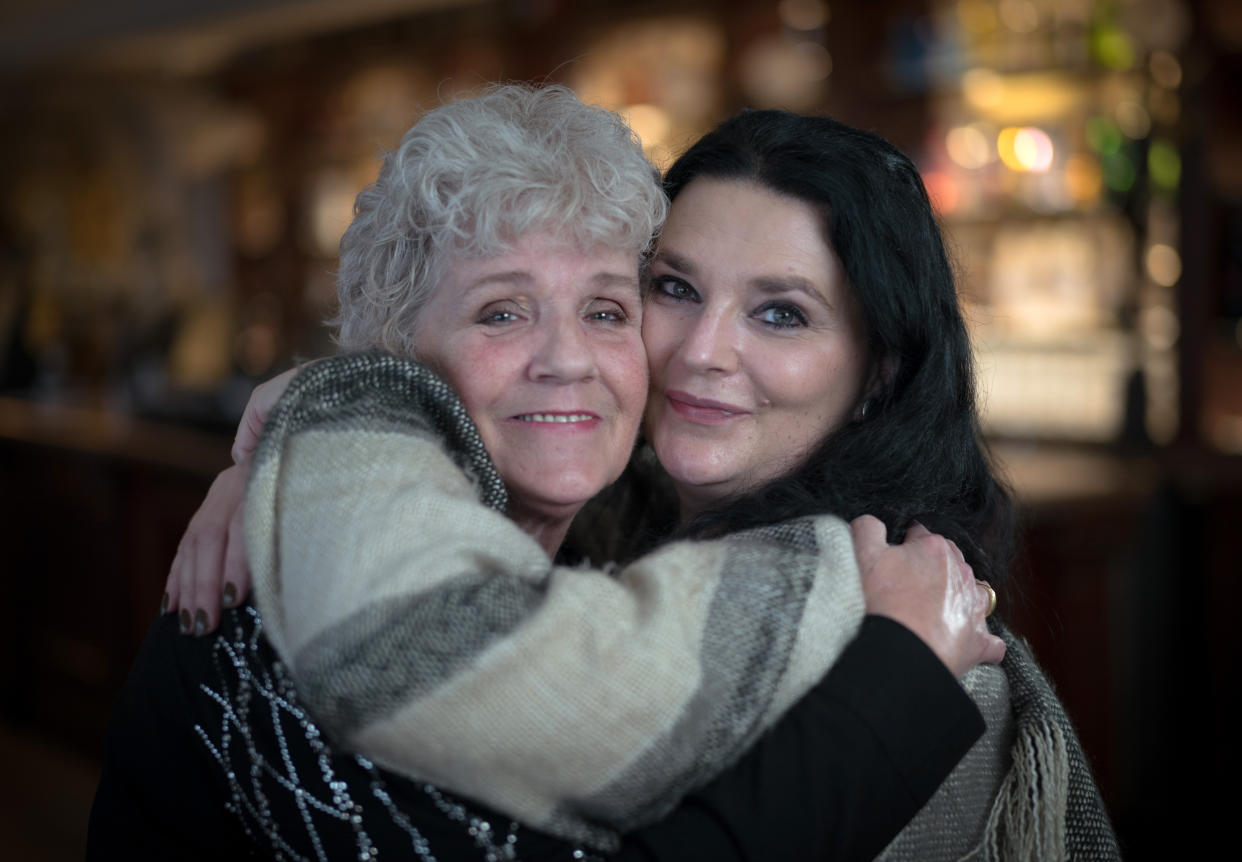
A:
248,352,1120,857
247,353,865,849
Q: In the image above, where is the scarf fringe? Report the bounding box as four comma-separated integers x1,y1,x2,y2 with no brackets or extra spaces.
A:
967,715,1070,862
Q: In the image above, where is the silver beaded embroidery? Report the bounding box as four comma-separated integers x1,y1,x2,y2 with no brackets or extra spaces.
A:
193,605,592,861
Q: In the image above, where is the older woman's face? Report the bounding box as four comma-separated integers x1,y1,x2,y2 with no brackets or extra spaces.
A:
413,230,647,523
642,178,869,515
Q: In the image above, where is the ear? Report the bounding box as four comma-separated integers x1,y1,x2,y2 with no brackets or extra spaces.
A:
854,355,897,422
865,354,898,401
854,355,894,424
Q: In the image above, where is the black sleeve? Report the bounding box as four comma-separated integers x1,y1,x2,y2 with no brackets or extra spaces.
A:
86,613,248,861
616,615,986,862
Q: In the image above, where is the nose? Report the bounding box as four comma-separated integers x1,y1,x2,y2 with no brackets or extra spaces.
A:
676,308,737,375
528,317,597,383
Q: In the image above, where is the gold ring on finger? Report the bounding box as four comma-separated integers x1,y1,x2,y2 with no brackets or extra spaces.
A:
977,580,997,617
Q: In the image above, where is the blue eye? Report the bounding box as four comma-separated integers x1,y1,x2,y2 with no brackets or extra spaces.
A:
587,304,628,324
478,308,520,326
652,276,699,303
755,302,808,328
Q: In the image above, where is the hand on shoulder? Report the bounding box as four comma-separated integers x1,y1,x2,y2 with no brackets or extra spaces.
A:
162,365,303,634
850,514,1005,678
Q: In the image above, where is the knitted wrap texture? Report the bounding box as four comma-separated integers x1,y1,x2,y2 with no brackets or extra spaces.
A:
246,353,867,850
247,352,1122,858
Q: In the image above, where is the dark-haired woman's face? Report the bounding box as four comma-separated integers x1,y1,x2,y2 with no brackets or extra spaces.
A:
642,178,869,517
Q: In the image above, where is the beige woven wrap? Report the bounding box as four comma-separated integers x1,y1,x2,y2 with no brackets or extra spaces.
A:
247,353,866,849
247,353,1120,859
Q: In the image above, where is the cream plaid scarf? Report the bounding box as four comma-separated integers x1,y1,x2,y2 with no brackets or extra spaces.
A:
248,352,1118,859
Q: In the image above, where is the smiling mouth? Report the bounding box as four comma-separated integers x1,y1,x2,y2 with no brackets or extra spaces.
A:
513,413,597,423
665,391,750,425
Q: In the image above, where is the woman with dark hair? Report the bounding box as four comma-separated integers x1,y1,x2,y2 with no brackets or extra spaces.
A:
593,110,1119,859
91,86,1002,862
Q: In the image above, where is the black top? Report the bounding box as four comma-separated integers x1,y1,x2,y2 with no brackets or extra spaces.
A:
87,605,983,861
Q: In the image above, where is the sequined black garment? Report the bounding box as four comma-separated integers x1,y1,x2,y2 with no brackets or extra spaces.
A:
89,601,991,861
88,602,602,862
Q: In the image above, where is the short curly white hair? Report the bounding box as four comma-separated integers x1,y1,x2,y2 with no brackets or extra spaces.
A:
331,83,667,356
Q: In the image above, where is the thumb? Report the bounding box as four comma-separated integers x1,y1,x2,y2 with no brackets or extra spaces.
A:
232,408,265,465
980,633,1007,665
231,366,300,464
850,514,888,551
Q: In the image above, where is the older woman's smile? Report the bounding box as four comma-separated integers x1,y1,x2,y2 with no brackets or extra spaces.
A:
511,411,600,424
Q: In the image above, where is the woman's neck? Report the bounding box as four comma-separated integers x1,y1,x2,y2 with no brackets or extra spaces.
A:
674,485,723,528
509,501,580,557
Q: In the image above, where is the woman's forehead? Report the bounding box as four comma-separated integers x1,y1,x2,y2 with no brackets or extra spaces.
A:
438,230,642,295
657,179,844,296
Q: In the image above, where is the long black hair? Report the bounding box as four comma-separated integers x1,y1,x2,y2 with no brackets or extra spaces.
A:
662,109,1017,589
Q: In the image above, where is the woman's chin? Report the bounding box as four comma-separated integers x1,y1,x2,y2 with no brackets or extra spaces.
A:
506,472,613,521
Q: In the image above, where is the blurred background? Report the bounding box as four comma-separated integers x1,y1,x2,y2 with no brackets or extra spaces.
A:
0,0,1238,858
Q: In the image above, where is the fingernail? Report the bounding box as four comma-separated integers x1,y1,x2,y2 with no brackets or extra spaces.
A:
222,582,237,608
179,608,192,634
194,609,208,637
160,592,169,616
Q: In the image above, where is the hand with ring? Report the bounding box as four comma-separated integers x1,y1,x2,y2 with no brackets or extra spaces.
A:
851,515,1006,677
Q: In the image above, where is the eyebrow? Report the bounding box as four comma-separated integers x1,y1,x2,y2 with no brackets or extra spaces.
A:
465,271,534,291
591,271,642,294
653,249,836,312
464,269,641,296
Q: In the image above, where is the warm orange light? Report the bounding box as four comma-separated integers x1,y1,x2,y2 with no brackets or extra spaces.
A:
1064,154,1102,204
956,0,997,35
922,169,960,214
620,104,672,152
945,124,992,169
998,126,1053,172
1146,243,1182,287
962,68,1004,111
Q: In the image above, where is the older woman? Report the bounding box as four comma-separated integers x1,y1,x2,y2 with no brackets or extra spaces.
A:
90,85,994,861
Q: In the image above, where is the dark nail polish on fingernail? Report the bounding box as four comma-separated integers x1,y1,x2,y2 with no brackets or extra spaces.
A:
179,608,192,634
194,609,208,637
160,592,169,616
223,582,237,608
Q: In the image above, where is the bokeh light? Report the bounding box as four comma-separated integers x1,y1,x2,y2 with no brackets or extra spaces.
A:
1086,116,1122,155
1101,151,1135,192
962,67,1004,112
1116,100,1151,139
620,103,672,156
1145,243,1182,287
946,123,993,169
1148,139,1181,191
1092,26,1135,70
1064,153,1103,205
998,126,1053,172
1149,50,1183,89
1140,305,1180,350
